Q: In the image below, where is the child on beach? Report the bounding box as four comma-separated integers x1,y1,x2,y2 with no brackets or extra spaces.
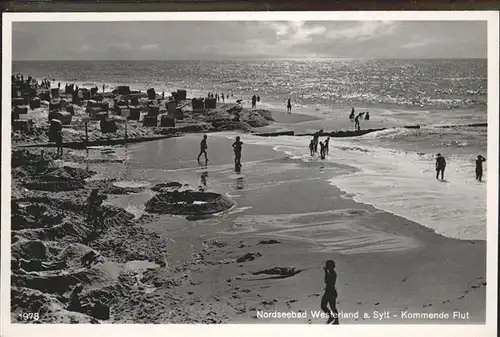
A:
287,98,292,113
475,155,486,181
321,260,339,324
232,136,243,168
197,135,209,163
435,153,446,180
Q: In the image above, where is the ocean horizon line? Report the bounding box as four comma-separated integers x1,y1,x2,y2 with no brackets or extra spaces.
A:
12,57,487,62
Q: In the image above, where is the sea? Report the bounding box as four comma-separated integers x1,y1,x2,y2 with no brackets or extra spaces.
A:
13,59,488,241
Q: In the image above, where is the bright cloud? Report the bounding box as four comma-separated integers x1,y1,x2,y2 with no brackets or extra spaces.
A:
325,21,398,41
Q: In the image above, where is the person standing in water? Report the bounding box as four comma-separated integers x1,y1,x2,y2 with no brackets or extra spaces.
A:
435,153,446,180
475,155,486,181
232,136,243,168
309,139,315,156
354,113,364,131
197,135,209,163
321,260,339,324
287,98,292,113
324,137,330,156
313,132,320,154
319,141,326,160
349,107,355,121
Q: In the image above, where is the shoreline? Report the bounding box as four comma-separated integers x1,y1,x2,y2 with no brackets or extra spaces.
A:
9,74,486,324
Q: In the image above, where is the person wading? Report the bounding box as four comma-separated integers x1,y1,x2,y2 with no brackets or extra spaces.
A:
354,113,364,131
197,135,209,163
309,139,315,156
320,141,327,160
313,132,320,154
435,153,446,180
232,136,243,169
349,107,355,121
475,155,486,181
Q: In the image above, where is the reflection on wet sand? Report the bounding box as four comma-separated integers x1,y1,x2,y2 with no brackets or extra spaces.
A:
235,175,244,190
200,170,209,191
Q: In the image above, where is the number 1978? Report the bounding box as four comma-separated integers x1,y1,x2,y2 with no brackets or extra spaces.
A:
18,312,40,321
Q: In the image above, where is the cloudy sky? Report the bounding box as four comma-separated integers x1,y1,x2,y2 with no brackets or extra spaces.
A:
12,21,486,60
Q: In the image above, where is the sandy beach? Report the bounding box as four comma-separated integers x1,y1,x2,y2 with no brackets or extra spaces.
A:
10,127,486,324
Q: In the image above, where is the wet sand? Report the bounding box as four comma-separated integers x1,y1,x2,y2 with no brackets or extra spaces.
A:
92,135,485,324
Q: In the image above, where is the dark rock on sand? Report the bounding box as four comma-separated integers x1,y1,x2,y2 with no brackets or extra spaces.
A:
256,131,295,137
144,190,234,216
252,267,302,279
236,252,262,263
298,128,386,138
258,239,281,245
207,240,227,248
155,123,212,135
